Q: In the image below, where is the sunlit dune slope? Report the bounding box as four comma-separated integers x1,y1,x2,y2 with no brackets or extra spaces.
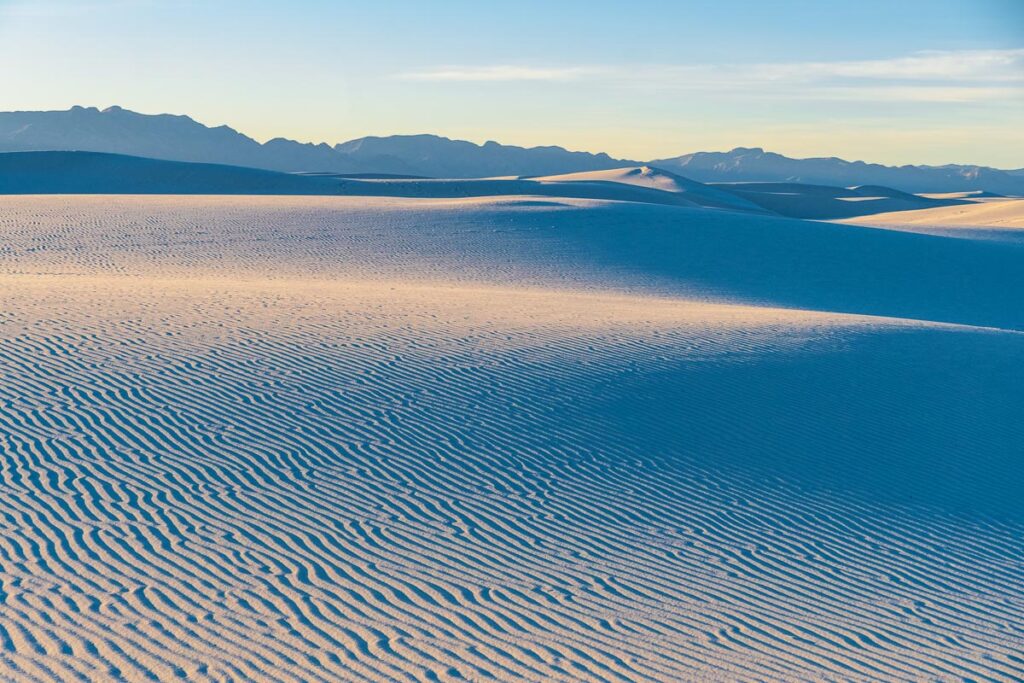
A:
532,166,765,212
838,197,1024,239
2,194,1021,331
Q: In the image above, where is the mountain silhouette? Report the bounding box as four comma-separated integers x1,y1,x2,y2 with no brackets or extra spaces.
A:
1,106,1020,193
652,147,1024,195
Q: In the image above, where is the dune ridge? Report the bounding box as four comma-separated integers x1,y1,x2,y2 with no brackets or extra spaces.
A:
2,151,979,221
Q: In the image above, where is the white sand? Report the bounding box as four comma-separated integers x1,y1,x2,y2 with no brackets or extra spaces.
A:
0,194,1022,681
837,197,1024,239
532,166,765,212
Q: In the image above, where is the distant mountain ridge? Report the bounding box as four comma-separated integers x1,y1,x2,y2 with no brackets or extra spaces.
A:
652,147,1024,196
1,106,1020,193
333,134,627,178
0,106,629,178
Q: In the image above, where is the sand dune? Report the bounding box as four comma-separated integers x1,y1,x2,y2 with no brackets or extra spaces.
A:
0,151,343,195
838,197,1024,239
6,151,968,221
0,194,1022,681
2,152,740,212
710,182,966,219
2,194,1021,330
532,166,765,212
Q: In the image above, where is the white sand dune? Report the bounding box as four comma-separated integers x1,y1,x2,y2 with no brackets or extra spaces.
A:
2,194,1021,331
0,194,1022,681
708,181,966,220
838,197,1024,240
6,151,963,220
532,166,765,212
918,190,1006,200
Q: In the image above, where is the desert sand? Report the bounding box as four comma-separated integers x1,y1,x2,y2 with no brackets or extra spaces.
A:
0,188,1021,681
838,196,1024,239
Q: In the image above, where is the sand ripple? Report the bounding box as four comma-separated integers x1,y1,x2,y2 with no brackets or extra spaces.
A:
0,197,1021,681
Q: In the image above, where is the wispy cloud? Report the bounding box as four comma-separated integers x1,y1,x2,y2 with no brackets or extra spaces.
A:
726,49,1024,83
399,65,599,82
397,49,1024,102
803,86,1022,103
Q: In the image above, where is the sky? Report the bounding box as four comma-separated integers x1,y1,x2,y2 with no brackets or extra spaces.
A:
1,0,1022,167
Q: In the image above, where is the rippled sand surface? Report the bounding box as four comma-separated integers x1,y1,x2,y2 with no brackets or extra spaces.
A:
0,195,1022,681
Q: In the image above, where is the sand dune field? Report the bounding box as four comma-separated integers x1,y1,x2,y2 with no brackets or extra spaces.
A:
0,193,1022,681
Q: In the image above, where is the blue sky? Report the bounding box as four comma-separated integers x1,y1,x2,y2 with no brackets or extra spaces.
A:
1,0,1022,166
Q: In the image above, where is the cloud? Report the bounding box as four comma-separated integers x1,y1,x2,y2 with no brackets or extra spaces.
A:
398,49,1024,102
806,86,1022,103
735,49,1024,85
399,66,600,82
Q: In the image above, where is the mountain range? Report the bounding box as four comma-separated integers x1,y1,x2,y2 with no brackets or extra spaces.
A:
0,106,625,178
1,106,1021,194
651,148,1024,195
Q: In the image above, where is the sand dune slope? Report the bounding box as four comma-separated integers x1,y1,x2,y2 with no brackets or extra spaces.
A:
0,196,1022,681
4,152,969,221
838,197,1024,239
2,194,1022,330
532,166,765,212
0,151,344,195
710,182,965,219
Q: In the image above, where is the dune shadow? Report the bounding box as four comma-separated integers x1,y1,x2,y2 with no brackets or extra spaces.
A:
588,325,1024,521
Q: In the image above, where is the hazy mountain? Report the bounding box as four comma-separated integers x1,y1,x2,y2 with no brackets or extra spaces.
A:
0,106,361,173
333,134,631,177
0,106,628,177
651,147,1024,195
1,107,1020,192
